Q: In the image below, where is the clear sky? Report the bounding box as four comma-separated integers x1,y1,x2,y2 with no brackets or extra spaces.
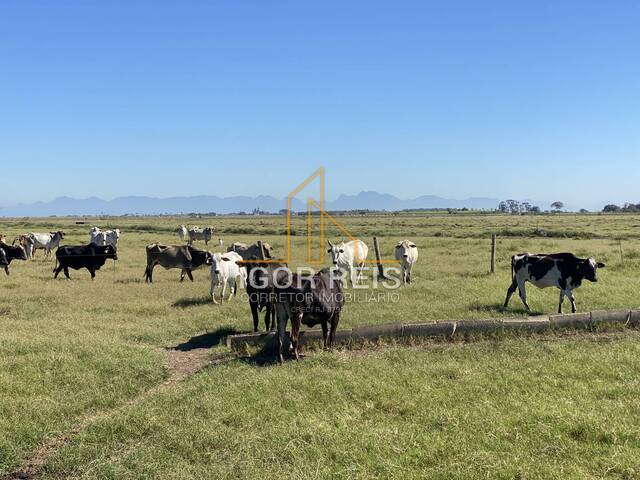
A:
2,1,639,208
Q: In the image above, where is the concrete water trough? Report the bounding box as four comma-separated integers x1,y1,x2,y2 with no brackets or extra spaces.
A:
226,309,640,353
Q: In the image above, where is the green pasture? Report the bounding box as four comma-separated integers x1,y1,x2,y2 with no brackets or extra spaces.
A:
1,213,639,478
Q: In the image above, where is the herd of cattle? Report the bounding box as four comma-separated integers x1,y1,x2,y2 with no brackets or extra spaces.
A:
0,224,607,361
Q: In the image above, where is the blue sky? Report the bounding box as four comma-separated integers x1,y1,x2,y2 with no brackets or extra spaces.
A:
1,1,639,208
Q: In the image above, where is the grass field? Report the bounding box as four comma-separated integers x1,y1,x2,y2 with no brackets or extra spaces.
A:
1,213,640,478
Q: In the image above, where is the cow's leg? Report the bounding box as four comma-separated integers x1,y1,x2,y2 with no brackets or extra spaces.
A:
210,281,218,304
290,312,303,360
350,267,357,287
321,320,329,350
63,267,70,279
567,289,577,313
220,280,227,303
517,280,530,311
89,268,96,280
145,265,154,283
558,290,565,314
265,303,273,331
275,303,288,364
250,301,260,332
186,269,194,282
54,265,63,278
355,262,363,284
407,264,412,284
328,314,339,351
503,279,518,309
4,266,9,276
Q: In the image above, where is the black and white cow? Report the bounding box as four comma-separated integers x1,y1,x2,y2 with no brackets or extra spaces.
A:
54,244,118,279
0,241,27,275
504,252,605,314
0,248,7,271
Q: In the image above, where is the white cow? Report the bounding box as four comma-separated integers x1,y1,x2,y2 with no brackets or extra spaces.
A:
89,227,120,248
209,251,246,304
394,239,418,285
29,231,65,258
177,225,188,243
327,239,369,286
188,226,213,245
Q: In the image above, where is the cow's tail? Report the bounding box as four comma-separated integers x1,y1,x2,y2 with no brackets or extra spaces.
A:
510,255,516,282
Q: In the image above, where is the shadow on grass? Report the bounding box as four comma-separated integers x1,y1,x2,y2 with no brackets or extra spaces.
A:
238,348,281,367
172,326,239,351
172,296,212,308
471,301,544,316
237,336,312,367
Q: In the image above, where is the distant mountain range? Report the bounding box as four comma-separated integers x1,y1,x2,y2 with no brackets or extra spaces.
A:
0,192,541,217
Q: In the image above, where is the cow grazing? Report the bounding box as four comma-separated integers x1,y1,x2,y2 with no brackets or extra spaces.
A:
209,251,246,304
143,244,212,283
89,227,120,247
187,226,213,245
53,244,117,279
227,242,273,260
0,241,27,275
13,235,35,259
327,239,369,286
274,268,345,363
30,231,65,258
244,260,288,332
177,225,188,242
395,240,418,284
504,252,605,314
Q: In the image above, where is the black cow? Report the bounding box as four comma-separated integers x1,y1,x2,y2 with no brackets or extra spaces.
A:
274,268,345,363
54,244,118,279
504,252,605,314
244,260,288,332
143,244,212,283
0,242,27,275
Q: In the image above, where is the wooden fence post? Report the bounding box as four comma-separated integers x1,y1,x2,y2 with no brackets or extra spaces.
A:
373,236,387,279
257,240,266,261
490,234,497,274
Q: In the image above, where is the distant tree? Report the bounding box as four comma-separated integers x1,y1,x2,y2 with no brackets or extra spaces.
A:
498,201,509,213
551,201,564,212
579,209,589,214
530,206,541,214
603,204,621,213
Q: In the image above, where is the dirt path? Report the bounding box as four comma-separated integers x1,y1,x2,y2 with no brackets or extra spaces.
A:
4,345,235,480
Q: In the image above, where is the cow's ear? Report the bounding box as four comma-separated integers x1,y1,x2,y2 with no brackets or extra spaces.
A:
395,244,401,248
597,262,606,268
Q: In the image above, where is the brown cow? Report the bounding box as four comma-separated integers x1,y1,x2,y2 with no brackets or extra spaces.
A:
274,268,345,363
